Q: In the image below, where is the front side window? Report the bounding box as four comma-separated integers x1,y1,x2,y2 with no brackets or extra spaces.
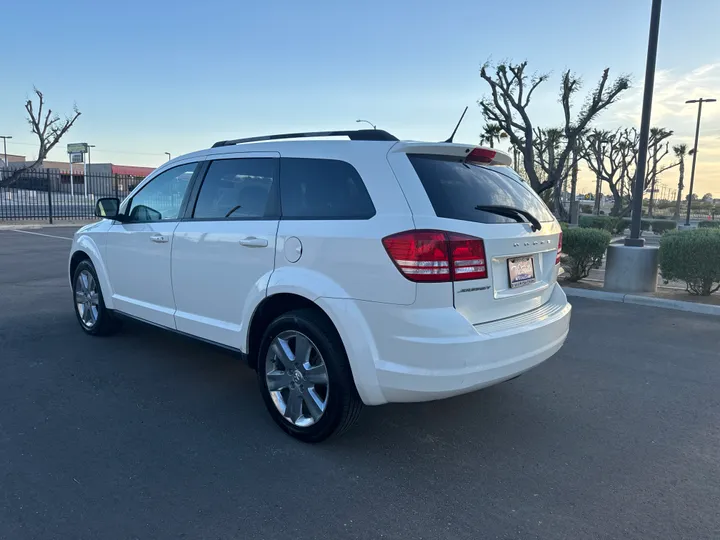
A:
279,158,375,219
193,158,276,219
409,155,555,224
126,163,197,222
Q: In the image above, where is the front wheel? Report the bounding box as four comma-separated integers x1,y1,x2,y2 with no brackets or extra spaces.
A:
257,309,362,442
72,260,120,336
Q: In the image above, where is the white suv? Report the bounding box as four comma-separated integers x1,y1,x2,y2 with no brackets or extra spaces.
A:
69,129,571,442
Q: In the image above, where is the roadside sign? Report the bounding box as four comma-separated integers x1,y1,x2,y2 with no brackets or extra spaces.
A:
67,143,88,154
70,152,84,163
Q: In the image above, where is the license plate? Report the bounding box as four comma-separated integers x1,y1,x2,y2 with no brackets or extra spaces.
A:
508,256,536,288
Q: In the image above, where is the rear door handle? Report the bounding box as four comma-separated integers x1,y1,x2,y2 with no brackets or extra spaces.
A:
238,236,268,248
150,234,169,243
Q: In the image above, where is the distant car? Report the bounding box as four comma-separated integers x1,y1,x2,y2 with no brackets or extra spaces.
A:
68,129,572,442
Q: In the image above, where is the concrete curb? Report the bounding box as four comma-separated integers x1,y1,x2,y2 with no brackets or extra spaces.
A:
563,287,720,317
0,222,93,230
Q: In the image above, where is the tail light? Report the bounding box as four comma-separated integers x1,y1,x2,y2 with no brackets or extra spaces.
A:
556,232,562,265
382,230,487,283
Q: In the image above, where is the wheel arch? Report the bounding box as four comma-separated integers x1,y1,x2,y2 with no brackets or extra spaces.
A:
244,290,385,406
69,250,91,282
246,293,334,371
69,235,115,309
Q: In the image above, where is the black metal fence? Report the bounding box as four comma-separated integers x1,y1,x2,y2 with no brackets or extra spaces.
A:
0,168,145,223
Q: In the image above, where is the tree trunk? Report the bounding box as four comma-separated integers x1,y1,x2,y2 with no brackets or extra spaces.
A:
569,149,579,224
553,179,568,221
673,158,685,220
594,174,602,215
523,149,542,193
0,157,44,188
648,143,658,218
607,180,622,216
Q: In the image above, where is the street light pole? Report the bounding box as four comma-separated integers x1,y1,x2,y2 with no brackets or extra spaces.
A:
164,152,171,161
684,97,716,226
355,119,377,130
627,0,662,247
0,135,12,169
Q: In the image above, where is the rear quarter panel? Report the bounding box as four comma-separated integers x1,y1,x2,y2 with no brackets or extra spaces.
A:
272,142,417,306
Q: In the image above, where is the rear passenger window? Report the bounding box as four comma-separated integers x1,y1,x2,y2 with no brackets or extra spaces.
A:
280,158,375,219
193,158,277,219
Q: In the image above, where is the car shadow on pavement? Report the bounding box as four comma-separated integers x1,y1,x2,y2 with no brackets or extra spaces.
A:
90,317,557,454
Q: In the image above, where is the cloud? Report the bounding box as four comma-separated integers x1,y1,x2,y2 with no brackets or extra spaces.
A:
578,63,720,197
603,63,720,131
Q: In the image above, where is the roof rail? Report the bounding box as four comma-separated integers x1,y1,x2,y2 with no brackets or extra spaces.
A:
211,129,398,148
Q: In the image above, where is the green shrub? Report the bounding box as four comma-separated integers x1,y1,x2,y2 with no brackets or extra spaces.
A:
614,218,631,234
580,205,593,214
579,215,628,235
579,215,604,229
697,221,720,229
650,220,677,234
640,219,652,232
659,229,720,295
562,228,612,282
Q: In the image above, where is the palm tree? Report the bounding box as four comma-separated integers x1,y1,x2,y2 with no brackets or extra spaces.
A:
480,123,503,148
672,144,688,220
647,127,673,217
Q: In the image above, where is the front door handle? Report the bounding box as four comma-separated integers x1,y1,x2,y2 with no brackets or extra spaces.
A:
150,234,169,243
238,236,268,248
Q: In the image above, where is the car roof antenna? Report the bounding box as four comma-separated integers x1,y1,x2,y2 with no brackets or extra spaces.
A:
444,106,468,143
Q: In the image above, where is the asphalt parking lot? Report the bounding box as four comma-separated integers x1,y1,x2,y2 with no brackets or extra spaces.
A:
1,226,719,539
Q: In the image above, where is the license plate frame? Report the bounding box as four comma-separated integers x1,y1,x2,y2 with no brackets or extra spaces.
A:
508,256,536,289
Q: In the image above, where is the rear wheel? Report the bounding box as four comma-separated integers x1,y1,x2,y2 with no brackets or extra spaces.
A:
72,260,120,336
257,309,362,442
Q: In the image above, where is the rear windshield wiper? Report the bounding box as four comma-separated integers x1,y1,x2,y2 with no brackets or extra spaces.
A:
474,205,542,232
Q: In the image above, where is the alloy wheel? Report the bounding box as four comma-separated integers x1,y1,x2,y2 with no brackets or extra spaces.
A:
265,330,330,427
75,270,100,328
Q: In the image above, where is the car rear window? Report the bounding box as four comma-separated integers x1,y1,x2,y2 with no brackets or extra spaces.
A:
409,155,555,224
280,158,375,219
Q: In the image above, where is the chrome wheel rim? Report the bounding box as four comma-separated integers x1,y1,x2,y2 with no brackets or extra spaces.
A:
265,330,329,427
75,270,100,328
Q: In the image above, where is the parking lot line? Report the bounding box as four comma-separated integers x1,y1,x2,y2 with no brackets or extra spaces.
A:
8,229,73,240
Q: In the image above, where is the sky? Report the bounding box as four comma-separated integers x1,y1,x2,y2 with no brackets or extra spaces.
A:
1,0,719,195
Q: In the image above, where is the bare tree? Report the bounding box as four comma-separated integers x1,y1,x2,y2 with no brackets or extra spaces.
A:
616,131,638,205
0,88,81,188
478,60,630,220
532,128,569,214
583,126,678,217
479,123,503,148
582,129,628,216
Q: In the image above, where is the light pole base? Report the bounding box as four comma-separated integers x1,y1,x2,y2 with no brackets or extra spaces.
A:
604,244,659,293
624,237,645,247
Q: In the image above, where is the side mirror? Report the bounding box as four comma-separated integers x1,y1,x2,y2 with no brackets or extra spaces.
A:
95,197,121,219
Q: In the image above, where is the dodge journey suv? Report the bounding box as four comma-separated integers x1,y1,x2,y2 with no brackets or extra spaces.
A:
69,129,572,442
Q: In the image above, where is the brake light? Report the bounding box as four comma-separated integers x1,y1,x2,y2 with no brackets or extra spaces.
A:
382,230,487,283
466,147,497,164
556,232,562,265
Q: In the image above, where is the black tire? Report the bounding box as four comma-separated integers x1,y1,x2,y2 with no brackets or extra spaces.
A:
72,260,120,336
257,308,363,442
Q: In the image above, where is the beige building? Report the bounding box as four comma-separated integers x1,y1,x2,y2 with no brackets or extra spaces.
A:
1,153,26,165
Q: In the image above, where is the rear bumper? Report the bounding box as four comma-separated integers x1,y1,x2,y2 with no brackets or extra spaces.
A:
321,284,571,405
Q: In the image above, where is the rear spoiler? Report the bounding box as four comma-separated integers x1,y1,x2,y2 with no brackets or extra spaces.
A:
391,142,513,167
